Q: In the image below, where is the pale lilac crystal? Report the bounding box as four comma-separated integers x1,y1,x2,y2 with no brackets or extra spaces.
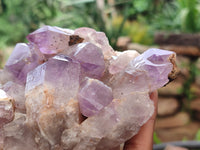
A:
61,92,154,149
2,81,26,113
0,25,178,149
78,78,113,117
74,27,115,59
0,69,13,85
0,89,14,128
125,48,174,92
60,48,175,148
72,42,105,79
25,55,81,145
5,43,44,84
2,113,49,150
109,50,140,74
26,55,80,102
25,55,80,120
27,25,82,55
111,48,175,98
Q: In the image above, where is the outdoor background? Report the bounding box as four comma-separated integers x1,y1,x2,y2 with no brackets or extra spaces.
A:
1,0,200,147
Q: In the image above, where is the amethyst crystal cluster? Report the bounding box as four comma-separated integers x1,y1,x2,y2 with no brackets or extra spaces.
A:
0,26,177,150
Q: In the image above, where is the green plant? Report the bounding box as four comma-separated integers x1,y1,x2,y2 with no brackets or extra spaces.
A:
153,132,162,144
0,0,133,49
182,59,198,100
177,0,200,32
180,58,199,116
152,0,200,33
195,129,200,141
113,16,154,45
0,0,59,47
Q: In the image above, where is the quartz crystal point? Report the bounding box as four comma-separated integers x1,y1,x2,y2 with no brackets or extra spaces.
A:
4,43,44,84
25,55,81,145
72,42,105,79
25,55,80,125
0,89,14,128
27,26,83,54
74,27,115,59
109,50,140,74
112,48,175,98
2,81,26,113
78,78,113,117
125,48,174,92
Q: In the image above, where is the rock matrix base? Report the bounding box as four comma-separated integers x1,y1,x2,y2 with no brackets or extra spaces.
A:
0,26,178,150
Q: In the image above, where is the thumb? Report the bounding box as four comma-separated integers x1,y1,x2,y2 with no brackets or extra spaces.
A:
124,91,158,150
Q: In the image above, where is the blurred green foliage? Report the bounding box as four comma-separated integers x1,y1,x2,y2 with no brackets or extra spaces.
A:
0,0,59,47
153,132,162,144
152,0,200,33
113,16,154,45
195,129,200,141
0,0,128,49
1,0,200,48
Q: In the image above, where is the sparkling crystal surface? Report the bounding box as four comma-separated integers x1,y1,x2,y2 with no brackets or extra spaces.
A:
0,26,178,150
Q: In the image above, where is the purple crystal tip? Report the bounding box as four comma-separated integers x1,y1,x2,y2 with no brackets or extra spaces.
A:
78,78,113,117
27,26,72,54
126,48,175,91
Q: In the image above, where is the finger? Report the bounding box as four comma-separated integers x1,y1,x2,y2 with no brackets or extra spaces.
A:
149,90,158,120
123,90,158,150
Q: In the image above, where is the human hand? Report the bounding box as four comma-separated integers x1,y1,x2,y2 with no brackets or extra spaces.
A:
123,90,158,150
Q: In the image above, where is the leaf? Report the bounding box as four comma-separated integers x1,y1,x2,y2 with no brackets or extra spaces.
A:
60,0,95,7
153,132,162,144
195,129,200,141
133,0,151,12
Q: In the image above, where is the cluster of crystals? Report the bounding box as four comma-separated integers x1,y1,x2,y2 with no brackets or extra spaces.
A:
0,25,176,150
